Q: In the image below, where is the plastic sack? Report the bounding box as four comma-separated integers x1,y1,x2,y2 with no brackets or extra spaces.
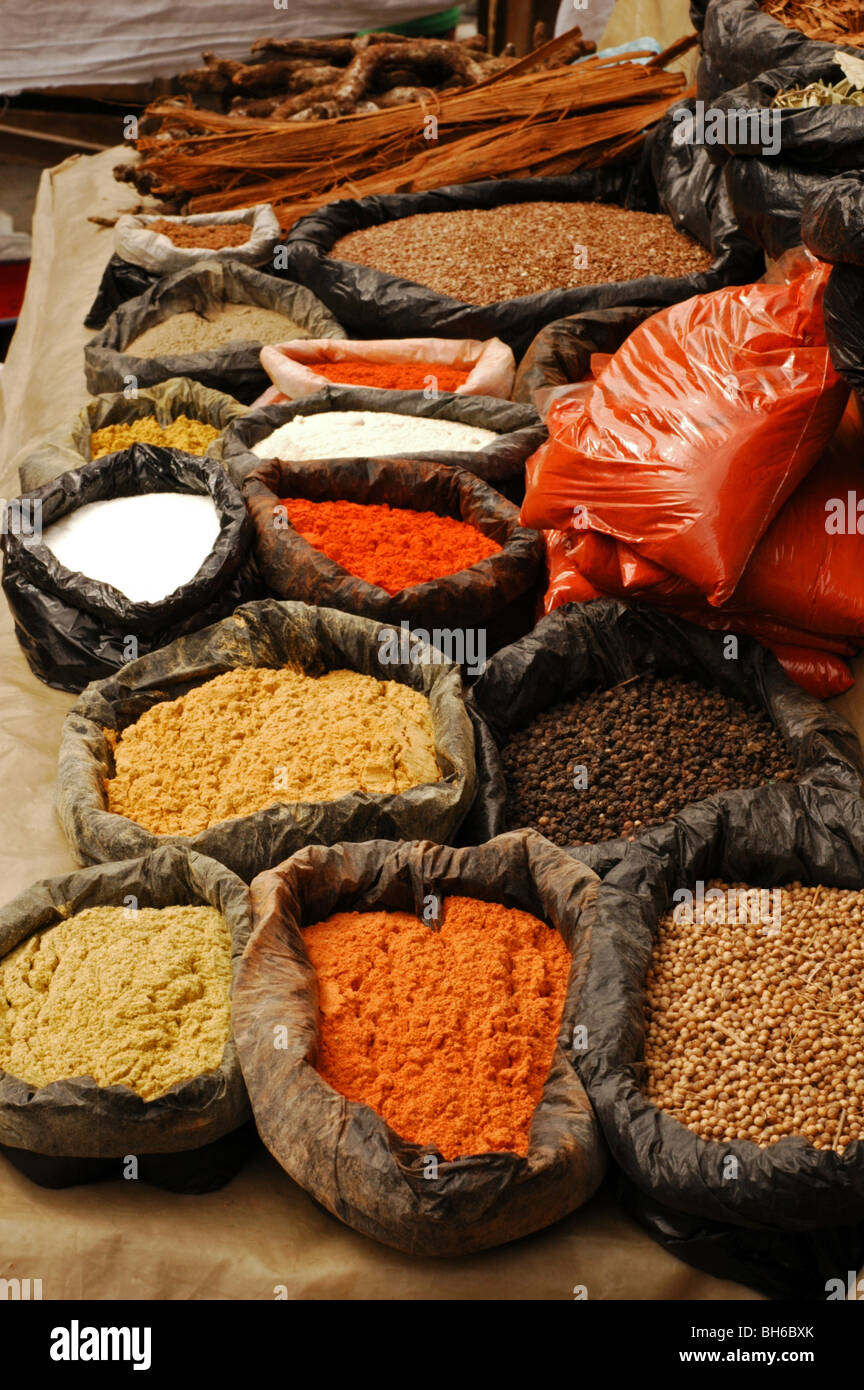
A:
520,249,849,605
14,377,246,493
513,305,656,406
710,60,864,172
724,156,831,261
233,830,606,1256
460,599,863,846
243,455,542,655
84,259,346,405
221,384,546,499
279,149,762,354
259,335,516,402
694,0,864,103
56,598,477,883
85,255,158,331
578,782,864,1232
768,645,853,699
0,845,253,1191
803,170,864,267
2,444,260,694
114,204,281,275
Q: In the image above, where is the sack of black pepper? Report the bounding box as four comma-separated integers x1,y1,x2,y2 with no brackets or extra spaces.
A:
692,0,864,103
278,147,761,355
233,829,606,1256
84,259,346,404
577,782,864,1248
243,455,543,657
0,845,255,1192
222,383,546,500
460,598,863,846
513,305,657,407
2,444,262,693
56,598,477,883
14,377,247,493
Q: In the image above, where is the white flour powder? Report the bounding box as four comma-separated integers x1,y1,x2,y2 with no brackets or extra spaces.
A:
43,493,222,603
251,410,499,459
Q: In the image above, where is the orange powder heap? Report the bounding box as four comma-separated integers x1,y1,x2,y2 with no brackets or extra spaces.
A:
305,894,571,1160
308,360,471,391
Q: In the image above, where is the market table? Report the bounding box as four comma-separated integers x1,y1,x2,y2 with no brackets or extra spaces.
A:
0,145,846,1302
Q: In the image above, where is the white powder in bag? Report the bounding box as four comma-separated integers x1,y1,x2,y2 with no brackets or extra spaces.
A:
251,410,498,459
43,493,222,603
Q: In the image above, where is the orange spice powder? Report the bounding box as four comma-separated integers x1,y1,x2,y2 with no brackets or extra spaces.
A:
304,894,571,1160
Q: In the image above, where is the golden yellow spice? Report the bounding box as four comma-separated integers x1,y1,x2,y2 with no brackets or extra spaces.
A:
89,414,221,459
0,905,232,1100
643,881,864,1151
106,666,441,834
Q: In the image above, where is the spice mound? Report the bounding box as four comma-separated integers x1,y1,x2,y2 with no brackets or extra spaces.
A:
331,202,713,305
128,304,311,356
252,410,498,459
90,414,221,459
279,497,502,593
501,674,796,845
308,360,471,391
306,895,571,1160
0,905,231,1101
148,218,253,249
106,667,442,835
760,0,864,41
643,881,864,1151
43,492,221,603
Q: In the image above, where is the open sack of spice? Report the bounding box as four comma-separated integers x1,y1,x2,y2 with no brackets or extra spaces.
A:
692,0,864,102
243,455,542,659
221,383,545,499
255,335,516,404
2,443,261,694
233,830,606,1256
13,377,247,493
114,204,282,276
459,599,863,848
573,780,864,1296
521,247,849,609
0,845,254,1192
56,598,476,883
279,126,762,354
84,259,345,405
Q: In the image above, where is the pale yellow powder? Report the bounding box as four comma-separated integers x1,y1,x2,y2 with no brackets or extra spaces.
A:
105,666,442,835
0,905,232,1101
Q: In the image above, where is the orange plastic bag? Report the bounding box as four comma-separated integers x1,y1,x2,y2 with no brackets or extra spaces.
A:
522,249,849,604
767,646,853,700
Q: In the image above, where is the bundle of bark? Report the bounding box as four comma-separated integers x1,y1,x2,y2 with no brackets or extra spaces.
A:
178,28,596,121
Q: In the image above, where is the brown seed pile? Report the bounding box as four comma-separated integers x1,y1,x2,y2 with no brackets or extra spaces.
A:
89,413,221,459
105,666,441,835
147,218,254,249
501,675,796,845
128,303,310,356
643,882,864,1151
331,202,713,304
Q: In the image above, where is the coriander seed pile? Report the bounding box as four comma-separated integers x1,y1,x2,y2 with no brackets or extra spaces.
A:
501,675,796,845
643,882,864,1151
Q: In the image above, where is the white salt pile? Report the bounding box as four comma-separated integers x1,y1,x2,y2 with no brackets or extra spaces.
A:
251,410,498,459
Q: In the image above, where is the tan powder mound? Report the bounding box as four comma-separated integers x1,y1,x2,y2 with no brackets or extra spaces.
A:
106,666,442,835
128,304,310,356
306,895,571,1160
0,905,232,1101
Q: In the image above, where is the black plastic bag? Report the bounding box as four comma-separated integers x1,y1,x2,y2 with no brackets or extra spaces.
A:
233,829,606,1256
84,259,346,404
221,384,545,499
803,170,864,266
14,376,247,494
461,599,863,845
578,782,864,1232
85,254,159,331
56,598,477,883
513,305,657,406
710,61,864,171
243,455,543,657
279,149,762,355
2,444,261,694
695,0,863,103
724,157,828,259
0,844,253,1191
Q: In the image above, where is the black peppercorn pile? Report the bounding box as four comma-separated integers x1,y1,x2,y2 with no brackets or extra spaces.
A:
501,675,797,845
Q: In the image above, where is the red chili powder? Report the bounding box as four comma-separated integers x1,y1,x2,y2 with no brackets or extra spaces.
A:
304,895,571,1160
278,497,502,593
308,360,471,391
